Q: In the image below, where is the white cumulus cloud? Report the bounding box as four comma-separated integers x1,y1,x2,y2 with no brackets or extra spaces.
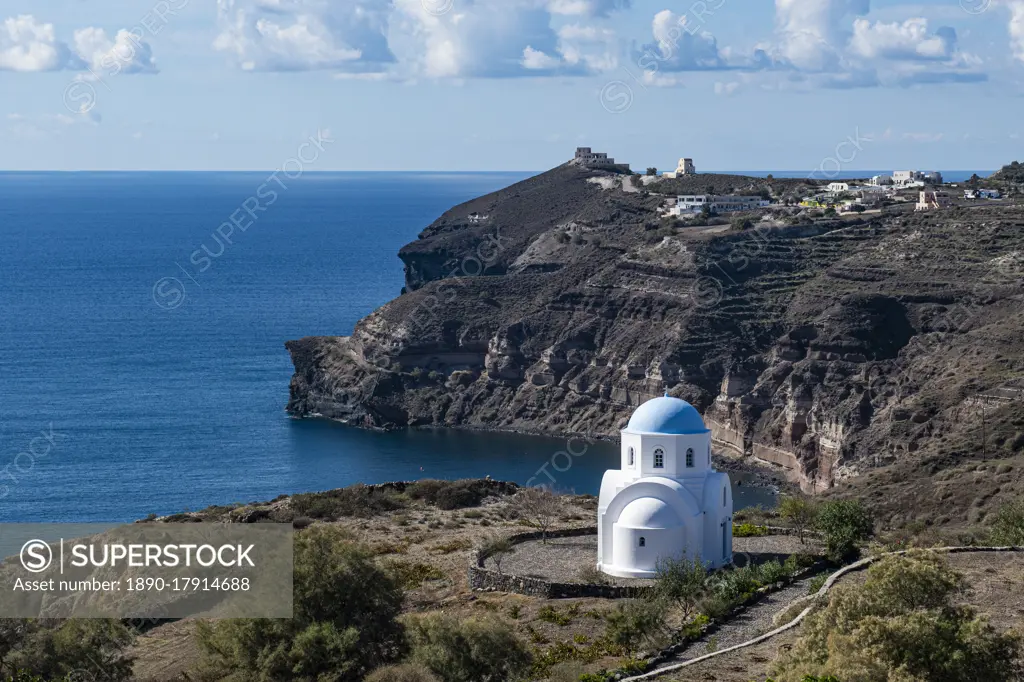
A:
213,0,394,72
774,0,869,72
214,0,624,78
849,18,956,61
74,27,158,75
0,15,75,72
632,9,728,73
1005,0,1024,62
0,14,159,76
547,0,631,18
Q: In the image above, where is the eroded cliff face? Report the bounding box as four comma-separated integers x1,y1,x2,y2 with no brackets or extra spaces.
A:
286,166,1024,495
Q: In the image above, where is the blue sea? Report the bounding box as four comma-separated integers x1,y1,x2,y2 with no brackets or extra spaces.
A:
0,172,775,523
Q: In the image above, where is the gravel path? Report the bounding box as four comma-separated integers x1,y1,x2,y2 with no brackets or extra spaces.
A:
666,580,810,662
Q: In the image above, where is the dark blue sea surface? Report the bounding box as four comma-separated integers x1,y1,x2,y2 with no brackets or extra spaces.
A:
0,172,775,523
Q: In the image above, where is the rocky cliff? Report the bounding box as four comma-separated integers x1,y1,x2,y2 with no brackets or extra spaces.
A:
286,165,1024,522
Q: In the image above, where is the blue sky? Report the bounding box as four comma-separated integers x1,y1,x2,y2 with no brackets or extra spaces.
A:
1,0,1022,171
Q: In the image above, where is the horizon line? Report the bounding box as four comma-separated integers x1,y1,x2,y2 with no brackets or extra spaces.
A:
0,168,996,174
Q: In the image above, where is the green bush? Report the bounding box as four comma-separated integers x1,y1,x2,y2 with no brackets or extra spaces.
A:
710,565,762,602
603,600,667,658
990,500,1024,545
733,523,769,537
0,620,135,681
772,552,1022,682
196,525,406,681
697,591,735,620
807,574,827,596
407,613,532,682
406,479,493,510
538,605,573,626
654,556,707,620
291,484,407,519
815,499,873,562
755,559,787,585
778,495,819,544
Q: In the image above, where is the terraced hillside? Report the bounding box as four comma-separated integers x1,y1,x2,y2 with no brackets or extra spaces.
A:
286,165,1024,530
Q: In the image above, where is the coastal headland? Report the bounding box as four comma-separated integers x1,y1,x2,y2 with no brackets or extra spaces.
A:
286,160,1024,532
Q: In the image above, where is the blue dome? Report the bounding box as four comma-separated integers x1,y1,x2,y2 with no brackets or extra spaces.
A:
625,396,708,434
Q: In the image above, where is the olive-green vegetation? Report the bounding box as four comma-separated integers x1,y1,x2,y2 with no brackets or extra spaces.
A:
595,552,817,674
0,619,135,682
478,535,515,575
291,483,407,519
990,500,1024,545
732,522,770,537
405,479,496,510
653,557,708,620
772,552,1023,682
603,600,666,658
815,499,873,562
778,496,819,545
196,525,406,681
405,613,533,682
288,479,503,520
654,554,814,621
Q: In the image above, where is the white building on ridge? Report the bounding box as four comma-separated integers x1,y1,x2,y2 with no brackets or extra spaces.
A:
597,396,733,579
574,147,619,168
916,189,953,211
663,158,696,178
670,195,766,215
893,170,923,185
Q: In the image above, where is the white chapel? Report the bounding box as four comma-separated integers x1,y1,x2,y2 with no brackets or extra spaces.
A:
597,395,733,578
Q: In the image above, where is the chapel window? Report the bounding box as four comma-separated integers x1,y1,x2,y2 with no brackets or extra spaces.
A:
639,537,646,548
653,448,664,468
628,447,635,466
686,448,694,468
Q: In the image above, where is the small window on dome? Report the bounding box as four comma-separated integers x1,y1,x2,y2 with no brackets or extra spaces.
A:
638,536,646,548
686,448,694,468
653,448,664,468
628,447,635,466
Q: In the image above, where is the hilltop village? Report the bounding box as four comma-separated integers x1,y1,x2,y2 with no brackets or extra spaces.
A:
571,146,1009,216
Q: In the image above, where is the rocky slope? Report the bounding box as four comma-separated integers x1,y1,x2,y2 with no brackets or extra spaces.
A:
286,164,1024,524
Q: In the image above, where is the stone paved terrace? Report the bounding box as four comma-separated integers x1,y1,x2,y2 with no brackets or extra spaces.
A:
483,534,821,585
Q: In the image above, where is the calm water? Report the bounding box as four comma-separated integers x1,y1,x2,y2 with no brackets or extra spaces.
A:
0,172,774,523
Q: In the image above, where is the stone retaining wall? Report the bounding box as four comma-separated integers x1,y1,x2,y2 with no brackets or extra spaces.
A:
469,526,656,599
